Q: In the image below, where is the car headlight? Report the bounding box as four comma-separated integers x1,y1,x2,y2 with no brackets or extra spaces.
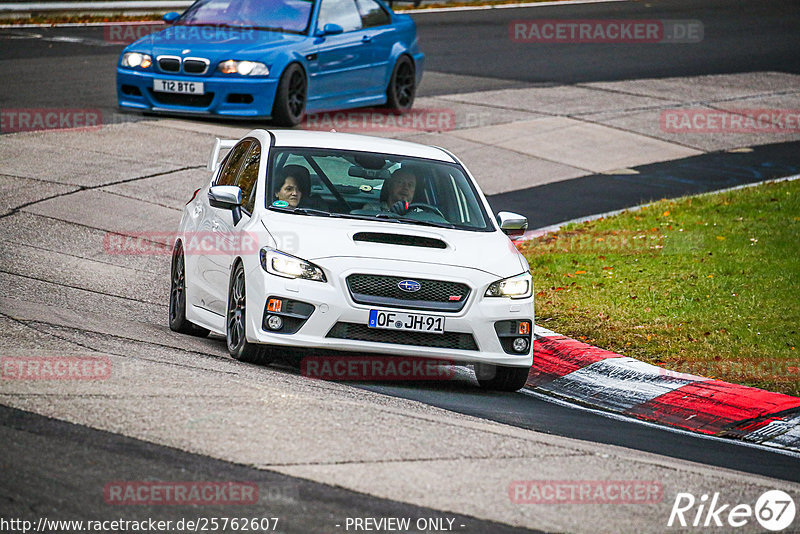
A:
121,52,152,69
485,272,533,299
260,248,326,282
217,60,269,76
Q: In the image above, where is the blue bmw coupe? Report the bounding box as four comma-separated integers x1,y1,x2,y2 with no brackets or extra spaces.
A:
116,0,424,126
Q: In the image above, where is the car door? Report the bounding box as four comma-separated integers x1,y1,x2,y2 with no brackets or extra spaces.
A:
196,138,251,317
310,0,375,102
223,140,262,309
354,0,396,95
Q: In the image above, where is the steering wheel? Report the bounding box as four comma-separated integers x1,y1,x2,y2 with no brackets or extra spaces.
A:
406,203,446,219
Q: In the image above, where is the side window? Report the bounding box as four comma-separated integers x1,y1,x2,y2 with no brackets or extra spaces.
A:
354,0,390,28
237,142,261,214
216,140,251,186
317,0,362,33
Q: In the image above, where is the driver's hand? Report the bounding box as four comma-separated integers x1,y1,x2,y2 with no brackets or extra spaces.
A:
390,200,410,215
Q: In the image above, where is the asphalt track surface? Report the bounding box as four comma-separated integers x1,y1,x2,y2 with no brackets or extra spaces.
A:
2,0,800,118
2,0,800,530
0,405,538,533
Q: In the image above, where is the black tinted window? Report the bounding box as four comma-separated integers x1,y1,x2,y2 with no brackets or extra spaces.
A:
217,140,251,186
237,142,261,213
354,0,390,27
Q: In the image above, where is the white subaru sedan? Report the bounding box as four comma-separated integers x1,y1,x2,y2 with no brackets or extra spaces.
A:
170,129,534,391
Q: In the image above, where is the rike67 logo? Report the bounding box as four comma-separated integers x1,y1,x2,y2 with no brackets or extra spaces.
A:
668,490,796,531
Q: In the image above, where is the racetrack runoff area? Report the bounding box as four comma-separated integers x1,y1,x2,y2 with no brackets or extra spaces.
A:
2,71,800,532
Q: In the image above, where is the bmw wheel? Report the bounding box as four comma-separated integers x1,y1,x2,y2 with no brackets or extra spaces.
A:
385,55,416,114
169,243,209,337
272,63,306,127
474,363,530,392
227,261,272,364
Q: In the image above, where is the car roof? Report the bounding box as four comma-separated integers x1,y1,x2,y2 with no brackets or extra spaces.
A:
264,129,457,163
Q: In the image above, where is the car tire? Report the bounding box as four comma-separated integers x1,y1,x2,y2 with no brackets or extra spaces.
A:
226,261,273,364
271,63,306,127
474,362,530,392
169,243,210,337
385,55,416,114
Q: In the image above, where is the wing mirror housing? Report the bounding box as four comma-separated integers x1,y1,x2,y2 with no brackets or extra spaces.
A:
497,211,528,239
315,23,344,37
162,11,180,24
209,185,244,225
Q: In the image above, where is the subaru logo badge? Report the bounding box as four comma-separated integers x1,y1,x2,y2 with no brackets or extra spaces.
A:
398,280,421,293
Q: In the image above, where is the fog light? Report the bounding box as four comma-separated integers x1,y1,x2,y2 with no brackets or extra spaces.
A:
512,337,529,353
267,315,283,330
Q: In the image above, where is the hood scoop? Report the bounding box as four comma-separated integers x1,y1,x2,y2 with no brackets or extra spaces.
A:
353,232,447,249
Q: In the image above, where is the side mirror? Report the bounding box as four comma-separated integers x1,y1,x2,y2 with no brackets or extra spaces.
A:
315,23,344,37
497,211,528,239
162,11,180,24
209,185,243,225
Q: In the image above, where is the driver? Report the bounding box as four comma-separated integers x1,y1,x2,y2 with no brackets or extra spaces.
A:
363,168,419,212
383,168,417,208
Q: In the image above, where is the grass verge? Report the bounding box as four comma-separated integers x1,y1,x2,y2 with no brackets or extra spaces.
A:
521,179,800,396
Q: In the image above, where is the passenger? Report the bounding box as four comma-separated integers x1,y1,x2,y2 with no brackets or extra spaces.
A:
273,164,310,208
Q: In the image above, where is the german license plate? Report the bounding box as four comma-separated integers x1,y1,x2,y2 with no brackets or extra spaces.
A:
368,310,445,334
153,79,204,94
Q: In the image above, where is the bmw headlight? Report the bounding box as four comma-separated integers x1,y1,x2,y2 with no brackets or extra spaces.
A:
121,52,152,69
217,60,269,76
260,248,326,282
485,272,533,299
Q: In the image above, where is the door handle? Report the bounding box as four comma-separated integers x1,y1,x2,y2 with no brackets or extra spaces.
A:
362,34,373,43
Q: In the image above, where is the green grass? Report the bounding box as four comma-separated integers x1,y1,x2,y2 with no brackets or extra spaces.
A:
521,179,800,396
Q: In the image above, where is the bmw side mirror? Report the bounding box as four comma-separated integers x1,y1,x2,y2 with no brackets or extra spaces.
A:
316,23,344,37
209,185,244,225
497,211,528,239
162,11,180,24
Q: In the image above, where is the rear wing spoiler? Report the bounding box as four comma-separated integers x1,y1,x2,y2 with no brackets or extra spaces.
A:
207,138,238,173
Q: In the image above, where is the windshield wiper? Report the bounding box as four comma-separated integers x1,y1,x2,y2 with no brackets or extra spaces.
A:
268,206,337,217
252,26,298,33
391,218,456,229
372,213,455,229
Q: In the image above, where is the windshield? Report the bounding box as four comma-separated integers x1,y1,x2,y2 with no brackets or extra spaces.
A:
177,0,314,33
267,148,494,232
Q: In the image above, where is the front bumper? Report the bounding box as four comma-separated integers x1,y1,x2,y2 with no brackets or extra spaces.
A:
117,68,278,118
244,257,534,367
